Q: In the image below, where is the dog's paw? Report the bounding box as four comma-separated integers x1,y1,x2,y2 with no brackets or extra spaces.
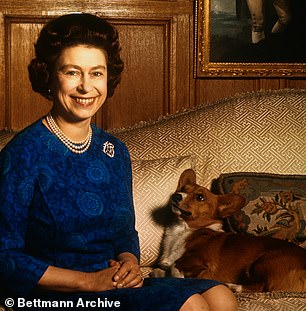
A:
171,266,184,278
150,268,166,278
159,258,172,269
226,283,243,293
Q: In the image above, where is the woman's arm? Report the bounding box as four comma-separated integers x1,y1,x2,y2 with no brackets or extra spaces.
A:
37,264,120,292
37,252,143,292
0,145,51,296
112,144,141,259
106,143,143,289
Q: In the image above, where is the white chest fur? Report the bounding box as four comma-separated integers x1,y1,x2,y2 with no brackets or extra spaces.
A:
158,220,193,277
156,221,224,278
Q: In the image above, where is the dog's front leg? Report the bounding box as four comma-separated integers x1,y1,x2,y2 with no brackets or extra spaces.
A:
170,264,184,278
159,249,174,269
159,228,177,269
160,228,188,269
226,283,243,293
150,268,167,278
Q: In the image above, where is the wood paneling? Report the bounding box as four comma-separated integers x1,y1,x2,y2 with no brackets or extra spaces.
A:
99,19,171,129
194,78,306,105
0,0,305,131
6,18,52,130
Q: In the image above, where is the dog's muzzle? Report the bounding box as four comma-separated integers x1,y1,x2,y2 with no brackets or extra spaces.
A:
170,192,192,217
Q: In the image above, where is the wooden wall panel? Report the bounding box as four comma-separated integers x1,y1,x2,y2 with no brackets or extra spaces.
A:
194,78,306,105
0,14,6,129
194,79,255,104
7,18,52,130
98,20,170,130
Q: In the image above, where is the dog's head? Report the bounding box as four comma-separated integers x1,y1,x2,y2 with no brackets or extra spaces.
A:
170,169,246,229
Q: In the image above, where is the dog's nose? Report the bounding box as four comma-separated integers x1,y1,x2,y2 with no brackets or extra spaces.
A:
171,193,182,203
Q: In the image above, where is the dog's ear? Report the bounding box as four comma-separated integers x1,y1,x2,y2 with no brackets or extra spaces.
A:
176,169,197,192
217,194,246,218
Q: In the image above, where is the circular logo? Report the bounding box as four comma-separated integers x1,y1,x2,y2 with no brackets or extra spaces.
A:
5,298,14,307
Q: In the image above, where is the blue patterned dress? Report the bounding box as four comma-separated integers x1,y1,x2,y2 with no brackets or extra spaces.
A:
0,119,220,310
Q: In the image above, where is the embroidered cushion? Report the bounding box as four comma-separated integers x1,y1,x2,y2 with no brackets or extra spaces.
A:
212,172,306,246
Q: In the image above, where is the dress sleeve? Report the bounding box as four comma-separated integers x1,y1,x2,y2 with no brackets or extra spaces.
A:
0,145,49,297
113,143,140,261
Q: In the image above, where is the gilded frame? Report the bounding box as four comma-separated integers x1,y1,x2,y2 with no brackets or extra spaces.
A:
195,0,306,78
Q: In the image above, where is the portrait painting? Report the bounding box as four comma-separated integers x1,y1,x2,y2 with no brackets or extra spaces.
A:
195,0,306,77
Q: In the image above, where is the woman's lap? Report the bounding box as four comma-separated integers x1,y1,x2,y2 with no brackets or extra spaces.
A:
19,278,220,311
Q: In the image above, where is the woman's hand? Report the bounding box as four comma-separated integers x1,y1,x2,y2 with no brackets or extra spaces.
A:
37,253,143,293
109,252,144,289
37,264,121,293
85,264,121,292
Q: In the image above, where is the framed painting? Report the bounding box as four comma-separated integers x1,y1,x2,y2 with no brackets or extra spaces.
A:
195,0,306,77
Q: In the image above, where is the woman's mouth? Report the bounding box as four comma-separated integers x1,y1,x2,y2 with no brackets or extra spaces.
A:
74,97,95,105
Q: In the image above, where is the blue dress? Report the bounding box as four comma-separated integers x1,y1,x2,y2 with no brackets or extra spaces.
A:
0,119,220,310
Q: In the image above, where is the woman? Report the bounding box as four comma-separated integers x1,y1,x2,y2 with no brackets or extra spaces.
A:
0,13,237,310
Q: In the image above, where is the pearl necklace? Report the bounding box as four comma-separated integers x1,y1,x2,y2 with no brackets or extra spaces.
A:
46,113,92,154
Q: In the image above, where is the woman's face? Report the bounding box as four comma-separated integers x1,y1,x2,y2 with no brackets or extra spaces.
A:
51,44,108,122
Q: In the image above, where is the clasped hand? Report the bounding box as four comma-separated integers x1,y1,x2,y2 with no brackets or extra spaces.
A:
109,253,144,289
85,252,143,292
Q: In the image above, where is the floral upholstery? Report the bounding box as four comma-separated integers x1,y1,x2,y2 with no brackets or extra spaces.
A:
212,172,306,246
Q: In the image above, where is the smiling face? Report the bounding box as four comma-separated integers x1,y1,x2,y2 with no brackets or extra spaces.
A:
50,44,108,123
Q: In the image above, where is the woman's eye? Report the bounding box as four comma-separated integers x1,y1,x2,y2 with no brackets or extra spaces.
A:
65,70,80,77
91,71,103,77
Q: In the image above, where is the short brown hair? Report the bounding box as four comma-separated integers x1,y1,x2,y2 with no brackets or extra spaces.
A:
28,13,124,100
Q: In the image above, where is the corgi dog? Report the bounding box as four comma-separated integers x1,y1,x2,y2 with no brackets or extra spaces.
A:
152,169,306,292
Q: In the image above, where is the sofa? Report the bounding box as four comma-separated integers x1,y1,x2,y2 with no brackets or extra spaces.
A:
0,88,305,310
113,88,306,310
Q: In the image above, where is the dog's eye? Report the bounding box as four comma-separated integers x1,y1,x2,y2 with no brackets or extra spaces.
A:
196,194,205,201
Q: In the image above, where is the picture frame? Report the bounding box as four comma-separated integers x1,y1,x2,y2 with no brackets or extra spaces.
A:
195,0,306,78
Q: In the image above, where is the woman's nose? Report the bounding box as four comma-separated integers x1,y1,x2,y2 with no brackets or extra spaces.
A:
77,75,93,93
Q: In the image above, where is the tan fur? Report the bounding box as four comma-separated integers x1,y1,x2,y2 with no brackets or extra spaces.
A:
156,169,306,292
